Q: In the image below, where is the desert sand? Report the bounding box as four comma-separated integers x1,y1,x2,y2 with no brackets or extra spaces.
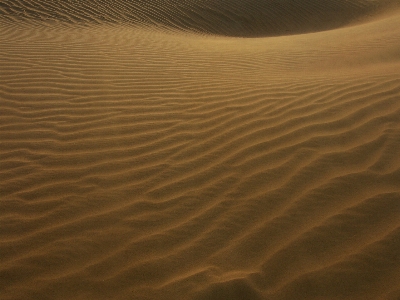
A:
1,1,400,299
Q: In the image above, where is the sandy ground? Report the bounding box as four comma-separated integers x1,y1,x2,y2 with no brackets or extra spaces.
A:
1,1,400,299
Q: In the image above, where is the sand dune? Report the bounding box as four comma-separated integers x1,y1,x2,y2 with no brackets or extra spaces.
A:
1,0,400,36
1,1,400,300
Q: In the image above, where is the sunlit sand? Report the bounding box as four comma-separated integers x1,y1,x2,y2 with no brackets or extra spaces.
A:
1,1,400,299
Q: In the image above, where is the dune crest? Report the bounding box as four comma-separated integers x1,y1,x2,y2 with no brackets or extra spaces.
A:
1,0,400,36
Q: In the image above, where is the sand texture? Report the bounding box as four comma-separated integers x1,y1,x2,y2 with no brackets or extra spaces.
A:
1,1,400,299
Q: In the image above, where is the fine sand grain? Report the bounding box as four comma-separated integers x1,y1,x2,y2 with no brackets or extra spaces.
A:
1,1,400,299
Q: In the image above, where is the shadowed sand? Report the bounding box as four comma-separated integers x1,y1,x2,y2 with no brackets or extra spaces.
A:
1,1,400,300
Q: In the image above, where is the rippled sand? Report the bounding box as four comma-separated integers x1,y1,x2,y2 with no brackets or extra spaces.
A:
1,1,400,299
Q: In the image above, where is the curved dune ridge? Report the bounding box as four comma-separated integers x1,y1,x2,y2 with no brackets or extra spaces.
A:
0,0,400,36
1,1,400,300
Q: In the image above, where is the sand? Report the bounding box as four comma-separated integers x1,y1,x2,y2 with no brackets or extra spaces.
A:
1,1,400,299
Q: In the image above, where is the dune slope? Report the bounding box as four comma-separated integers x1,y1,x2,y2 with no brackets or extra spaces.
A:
1,0,400,36
1,1,400,300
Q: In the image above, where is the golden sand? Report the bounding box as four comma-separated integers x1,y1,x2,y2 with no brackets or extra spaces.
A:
1,1,400,299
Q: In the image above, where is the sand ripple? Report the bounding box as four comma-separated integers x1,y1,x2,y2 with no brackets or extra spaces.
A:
1,1,400,300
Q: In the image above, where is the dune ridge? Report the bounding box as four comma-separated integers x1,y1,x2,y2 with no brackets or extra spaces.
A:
1,0,400,36
1,1,400,300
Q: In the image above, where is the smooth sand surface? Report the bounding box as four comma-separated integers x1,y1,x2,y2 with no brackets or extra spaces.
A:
1,1,400,299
